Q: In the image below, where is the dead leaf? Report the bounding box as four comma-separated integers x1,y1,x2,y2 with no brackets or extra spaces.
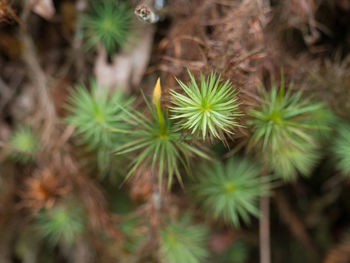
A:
30,0,55,20
94,22,155,92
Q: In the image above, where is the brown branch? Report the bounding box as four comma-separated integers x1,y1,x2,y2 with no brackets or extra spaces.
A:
19,0,57,143
260,166,271,263
0,77,15,111
260,194,270,263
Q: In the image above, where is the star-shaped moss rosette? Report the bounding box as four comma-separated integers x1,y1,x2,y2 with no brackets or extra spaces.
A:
7,125,40,163
170,70,242,142
65,80,131,151
80,0,133,55
35,202,85,246
248,77,334,181
193,156,270,226
160,217,209,263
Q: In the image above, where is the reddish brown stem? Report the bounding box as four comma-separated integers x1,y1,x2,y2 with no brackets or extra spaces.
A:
260,194,271,263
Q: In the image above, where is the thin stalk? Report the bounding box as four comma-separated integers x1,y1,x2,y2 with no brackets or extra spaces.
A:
19,0,57,142
156,101,164,133
260,170,270,263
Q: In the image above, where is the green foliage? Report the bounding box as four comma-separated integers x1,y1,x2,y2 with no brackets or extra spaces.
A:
332,123,350,176
307,106,335,142
160,217,209,263
119,217,146,253
248,79,333,181
35,203,85,246
7,126,40,163
114,94,210,188
81,0,133,55
65,80,130,151
193,156,269,226
170,70,241,141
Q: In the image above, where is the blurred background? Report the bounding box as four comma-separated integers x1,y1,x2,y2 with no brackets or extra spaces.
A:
1,0,350,262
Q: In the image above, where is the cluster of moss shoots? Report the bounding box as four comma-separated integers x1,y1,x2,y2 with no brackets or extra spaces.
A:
4,1,349,262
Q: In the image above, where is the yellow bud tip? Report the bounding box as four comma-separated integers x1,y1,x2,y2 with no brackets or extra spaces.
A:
152,77,162,105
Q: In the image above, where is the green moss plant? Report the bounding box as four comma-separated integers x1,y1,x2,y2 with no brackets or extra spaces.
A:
248,77,333,181
80,0,133,55
193,156,269,226
114,79,210,188
160,217,208,263
170,70,242,141
7,125,40,163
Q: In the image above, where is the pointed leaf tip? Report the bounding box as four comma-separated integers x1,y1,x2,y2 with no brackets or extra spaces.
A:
153,77,162,105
